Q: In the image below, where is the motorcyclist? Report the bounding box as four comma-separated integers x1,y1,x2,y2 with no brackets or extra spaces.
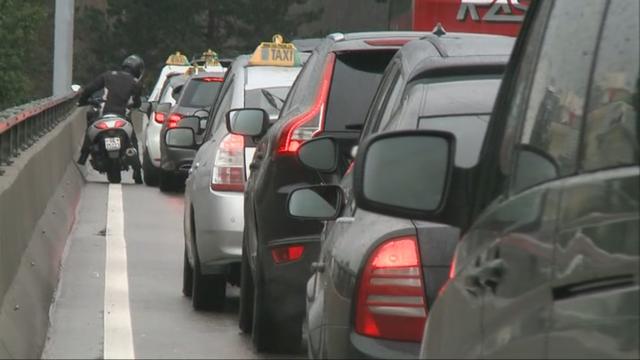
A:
77,54,145,184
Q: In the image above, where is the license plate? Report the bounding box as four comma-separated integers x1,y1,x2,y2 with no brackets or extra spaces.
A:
104,137,121,151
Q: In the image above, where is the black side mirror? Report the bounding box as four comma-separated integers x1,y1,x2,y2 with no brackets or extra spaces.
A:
298,136,338,173
353,130,456,220
287,185,344,220
165,127,196,148
192,109,210,132
226,108,269,137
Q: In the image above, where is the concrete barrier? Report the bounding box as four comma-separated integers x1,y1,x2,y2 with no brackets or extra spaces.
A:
0,108,85,359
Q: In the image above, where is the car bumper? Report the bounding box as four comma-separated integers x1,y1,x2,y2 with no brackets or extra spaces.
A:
195,190,244,274
261,237,321,322
161,146,195,174
348,332,421,359
144,119,162,168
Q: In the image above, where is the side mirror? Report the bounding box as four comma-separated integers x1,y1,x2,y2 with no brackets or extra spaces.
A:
298,136,338,173
70,84,81,92
226,108,269,137
177,116,200,134
156,102,172,114
287,185,344,220
139,102,151,113
354,130,455,220
165,128,196,148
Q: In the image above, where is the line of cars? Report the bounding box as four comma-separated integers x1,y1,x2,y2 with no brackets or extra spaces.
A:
159,1,638,357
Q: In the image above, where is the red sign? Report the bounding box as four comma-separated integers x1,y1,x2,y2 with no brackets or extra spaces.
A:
398,0,530,37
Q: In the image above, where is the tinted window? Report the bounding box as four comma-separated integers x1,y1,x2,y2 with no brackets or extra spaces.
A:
418,115,490,168
244,87,291,119
180,79,223,108
582,0,639,171
510,0,606,193
360,63,400,137
377,73,404,132
160,74,188,104
324,51,396,132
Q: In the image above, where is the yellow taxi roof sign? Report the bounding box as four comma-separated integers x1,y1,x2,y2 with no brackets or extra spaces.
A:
248,34,302,67
166,51,190,66
202,49,221,67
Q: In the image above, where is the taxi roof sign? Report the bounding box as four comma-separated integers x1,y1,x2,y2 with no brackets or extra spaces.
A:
166,51,190,66
248,34,302,67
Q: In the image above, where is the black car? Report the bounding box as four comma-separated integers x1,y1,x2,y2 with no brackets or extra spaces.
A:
353,0,639,358
287,33,514,359
158,70,225,191
227,31,428,352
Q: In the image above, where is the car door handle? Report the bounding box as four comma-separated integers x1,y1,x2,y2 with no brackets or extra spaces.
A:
311,262,325,273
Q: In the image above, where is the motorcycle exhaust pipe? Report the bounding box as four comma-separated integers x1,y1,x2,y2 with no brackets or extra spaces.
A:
125,147,138,157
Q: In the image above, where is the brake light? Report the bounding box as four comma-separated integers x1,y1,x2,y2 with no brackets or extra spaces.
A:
449,251,457,279
95,122,109,130
271,244,305,264
154,112,166,124
364,39,411,47
114,119,126,128
211,134,245,191
167,113,183,128
95,120,126,129
276,53,336,155
355,236,427,342
200,77,224,82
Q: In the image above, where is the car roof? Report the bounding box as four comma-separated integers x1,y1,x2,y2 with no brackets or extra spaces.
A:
189,70,226,79
226,54,305,90
327,31,431,52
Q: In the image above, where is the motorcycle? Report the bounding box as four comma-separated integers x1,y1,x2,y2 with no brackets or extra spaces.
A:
85,99,140,184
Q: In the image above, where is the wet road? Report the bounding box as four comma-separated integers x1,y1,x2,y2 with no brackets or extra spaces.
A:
41,168,301,359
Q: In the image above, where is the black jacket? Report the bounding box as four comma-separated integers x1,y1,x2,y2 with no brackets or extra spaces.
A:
79,70,142,117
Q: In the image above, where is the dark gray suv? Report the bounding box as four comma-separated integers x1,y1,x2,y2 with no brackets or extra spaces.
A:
353,0,639,358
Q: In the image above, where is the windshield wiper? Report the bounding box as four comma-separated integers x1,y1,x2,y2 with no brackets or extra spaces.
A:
260,89,285,111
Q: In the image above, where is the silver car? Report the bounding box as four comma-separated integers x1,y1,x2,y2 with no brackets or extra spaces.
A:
182,54,305,310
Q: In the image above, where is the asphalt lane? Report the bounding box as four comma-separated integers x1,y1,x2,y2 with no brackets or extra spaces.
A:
42,167,301,359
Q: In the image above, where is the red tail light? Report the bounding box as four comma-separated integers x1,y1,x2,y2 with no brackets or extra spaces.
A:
154,112,166,124
114,119,126,128
355,236,427,342
276,53,336,155
200,77,224,82
364,39,411,47
95,121,109,130
211,134,245,191
167,113,183,128
271,244,305,264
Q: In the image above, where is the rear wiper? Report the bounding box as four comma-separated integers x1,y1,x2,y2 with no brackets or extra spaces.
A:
260,89,285,111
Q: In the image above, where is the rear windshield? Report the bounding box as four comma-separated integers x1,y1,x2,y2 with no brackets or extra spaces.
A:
159,74,188,104
245,86,291,119
180,79,223,108
324,50,396,132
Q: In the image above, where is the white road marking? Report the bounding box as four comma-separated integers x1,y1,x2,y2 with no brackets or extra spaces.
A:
104,184,135,359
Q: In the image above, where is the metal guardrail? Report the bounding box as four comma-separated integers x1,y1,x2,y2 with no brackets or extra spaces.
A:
0,93,77,176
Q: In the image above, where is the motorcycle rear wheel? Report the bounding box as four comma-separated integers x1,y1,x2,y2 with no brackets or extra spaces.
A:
106,162,122,184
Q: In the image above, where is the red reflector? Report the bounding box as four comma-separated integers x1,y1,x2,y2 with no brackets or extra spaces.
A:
355,236,427,342
271,245,305,264
364,39,411,47
154,112,166,124
95,121,109,130
199,77,224,82
167,113,183,128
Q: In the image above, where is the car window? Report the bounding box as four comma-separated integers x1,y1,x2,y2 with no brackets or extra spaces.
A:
360,62,400,138
204,76,234,140
244,86,291,119
418,114,490,168
377,72,404,132
324,50,396,132
509,0,606,193
581,0,639,171
159,74,187,105
179,79,223,109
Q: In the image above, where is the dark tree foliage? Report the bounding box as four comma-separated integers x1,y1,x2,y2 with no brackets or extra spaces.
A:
0,0,47,110
73,0,321,91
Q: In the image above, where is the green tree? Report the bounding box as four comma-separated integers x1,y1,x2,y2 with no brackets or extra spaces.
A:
0,0,46,110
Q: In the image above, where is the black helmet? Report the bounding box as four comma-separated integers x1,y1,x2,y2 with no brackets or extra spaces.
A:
122,54,145,79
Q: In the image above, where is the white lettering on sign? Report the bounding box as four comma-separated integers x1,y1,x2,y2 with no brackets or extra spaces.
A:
457,0,528,23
